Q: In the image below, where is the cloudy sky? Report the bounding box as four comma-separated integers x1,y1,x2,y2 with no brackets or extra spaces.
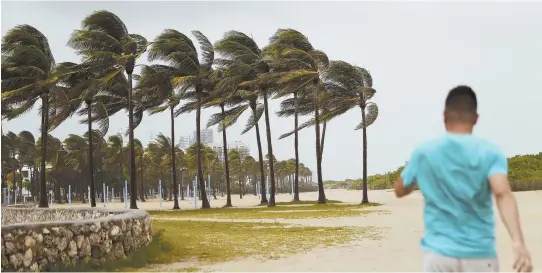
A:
2,1,542,181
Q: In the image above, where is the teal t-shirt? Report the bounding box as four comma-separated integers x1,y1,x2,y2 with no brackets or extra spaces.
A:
401,132,508,258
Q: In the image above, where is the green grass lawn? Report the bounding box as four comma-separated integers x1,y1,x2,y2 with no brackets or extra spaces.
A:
60,219,375,272
148,202,381,220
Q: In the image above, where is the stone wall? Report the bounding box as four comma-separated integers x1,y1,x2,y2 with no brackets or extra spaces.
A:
1,208,152,272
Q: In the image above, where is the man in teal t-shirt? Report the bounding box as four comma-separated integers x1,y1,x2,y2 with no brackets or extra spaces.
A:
395,86,532,272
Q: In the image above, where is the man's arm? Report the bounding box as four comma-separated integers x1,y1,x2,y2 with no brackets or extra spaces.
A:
395,149,420,198
490,174,532,272
490,174,524,245
488,151,532,272
394,177,417,198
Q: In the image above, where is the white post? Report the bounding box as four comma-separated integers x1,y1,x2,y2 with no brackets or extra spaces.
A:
68,185,71,206
159,180,162,209
266,176,270,201
186,184,189,198
7,185,10,205
106,186,109,206
50,191,53,206
194,175,198,209
14,187,18,205
111,188,114,203
124,180,128,209
291,179,294,201
88,186,91,206
207,174,211,200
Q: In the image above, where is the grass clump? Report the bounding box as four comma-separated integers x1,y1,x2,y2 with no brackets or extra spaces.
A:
149,202,381,220
58,219,371,271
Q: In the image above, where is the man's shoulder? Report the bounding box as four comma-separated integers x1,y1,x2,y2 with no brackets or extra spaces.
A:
412,137,447,154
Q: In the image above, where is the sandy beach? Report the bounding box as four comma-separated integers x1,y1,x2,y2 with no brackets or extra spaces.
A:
54,189,541,271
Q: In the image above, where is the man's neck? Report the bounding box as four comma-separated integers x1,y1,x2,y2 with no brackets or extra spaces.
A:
445,123,474,134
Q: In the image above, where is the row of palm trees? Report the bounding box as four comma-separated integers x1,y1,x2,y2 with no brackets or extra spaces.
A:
2,130,315,206
1,10,378,209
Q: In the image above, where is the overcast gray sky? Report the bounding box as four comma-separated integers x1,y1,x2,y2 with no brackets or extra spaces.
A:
2,1,542,181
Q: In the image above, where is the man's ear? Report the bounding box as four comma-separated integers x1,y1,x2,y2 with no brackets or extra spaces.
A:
473,113,479,125
443,110,448,124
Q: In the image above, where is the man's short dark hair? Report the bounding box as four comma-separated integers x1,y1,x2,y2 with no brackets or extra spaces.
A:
445,85,478,122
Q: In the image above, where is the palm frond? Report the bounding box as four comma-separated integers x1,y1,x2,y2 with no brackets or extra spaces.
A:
191,30,214,70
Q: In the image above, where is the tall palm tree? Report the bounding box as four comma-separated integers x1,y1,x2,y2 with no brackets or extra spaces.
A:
322,61,378,203
134,64,183,209
147,29,213,209
1,25,78,207
68,10,148,209
268,29,329,204
213,30,280,206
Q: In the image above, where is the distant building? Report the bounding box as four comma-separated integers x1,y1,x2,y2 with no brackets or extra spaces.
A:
230,141,250,158
212,144,225,161
179,136,192,150
192,129,214,146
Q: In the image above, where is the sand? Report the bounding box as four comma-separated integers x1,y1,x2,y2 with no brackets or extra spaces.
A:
53,189,541,272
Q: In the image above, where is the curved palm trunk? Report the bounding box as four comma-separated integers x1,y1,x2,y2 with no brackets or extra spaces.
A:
38,92,49,208
127,72,138,209
86,102,97,207
262,91,276,207
221,104,233,207
119,149,124,202
196,90,210,209
294,92,300,201
140,151,145,202
254,117,267,204
361,106,369,203
171,107,180,210
313,84,326,204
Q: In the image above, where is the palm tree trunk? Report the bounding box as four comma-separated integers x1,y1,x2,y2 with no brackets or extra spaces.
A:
119,148,124,202
254,111,267,204
221,104,233,207
180,169,185,200
86,102,97,207
38,92,49,208
196,89,210,209
262,91,276,207
320,121,327,158
361,106,369,203
171,107,180,209
127,73,138,209
140,150,145,202
294,92,300,201
313,84,326,204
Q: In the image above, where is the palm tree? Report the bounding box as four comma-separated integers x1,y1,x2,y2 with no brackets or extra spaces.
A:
151,133,180,208
322,61,378,203
204,68,249,207
134,139,146,202
147,29,214,209
213,30,280,206
1,25,78,207
17,131,37,196
106,134,126,201
134,64,184,209
68,10,148,209
268,29,329,204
